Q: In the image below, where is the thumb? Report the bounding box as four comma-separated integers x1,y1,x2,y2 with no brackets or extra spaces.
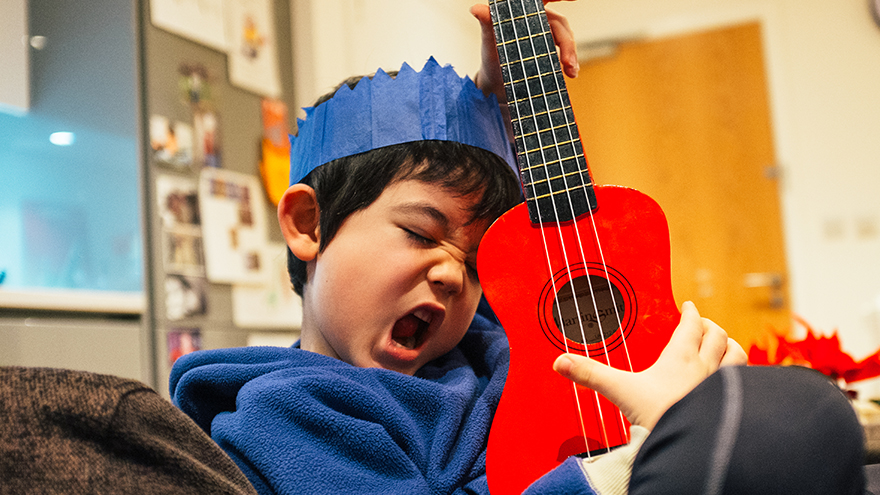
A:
553,353,623,398
553,353,648,428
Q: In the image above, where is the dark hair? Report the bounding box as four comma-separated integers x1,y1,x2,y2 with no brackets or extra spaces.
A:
286,73,522,296
287,140,522,295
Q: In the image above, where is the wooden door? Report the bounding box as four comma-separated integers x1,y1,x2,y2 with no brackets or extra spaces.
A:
567,22,788,347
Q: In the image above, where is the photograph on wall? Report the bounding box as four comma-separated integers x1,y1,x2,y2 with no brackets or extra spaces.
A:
156,175,205,276
198,167,268,284
225,0,281,97
149,114,194,169
165,274,207,320
163,230,205,276
179,63,214,110
167,327,202,365
150,0,227,50
193,110,221,168
232,242,303,329
156,175,201,229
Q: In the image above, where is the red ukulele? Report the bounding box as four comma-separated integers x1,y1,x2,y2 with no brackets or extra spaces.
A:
477,1,680,493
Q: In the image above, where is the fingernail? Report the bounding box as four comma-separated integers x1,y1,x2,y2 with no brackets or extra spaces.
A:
553,354,574,376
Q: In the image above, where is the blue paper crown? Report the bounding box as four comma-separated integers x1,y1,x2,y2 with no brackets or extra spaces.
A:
289,57,516,185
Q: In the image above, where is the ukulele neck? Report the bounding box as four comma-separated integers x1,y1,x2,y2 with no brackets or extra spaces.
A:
489,0,597,224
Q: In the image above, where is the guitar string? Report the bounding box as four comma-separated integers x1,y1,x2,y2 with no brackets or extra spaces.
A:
505,0,615,454
533,0,636,432
512,0,634,448
491,0,592,451
518,0,629,449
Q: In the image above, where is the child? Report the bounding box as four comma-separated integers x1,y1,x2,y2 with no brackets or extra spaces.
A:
171,6,865,495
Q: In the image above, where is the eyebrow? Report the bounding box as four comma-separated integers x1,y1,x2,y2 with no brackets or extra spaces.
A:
391,202,450,229
391,202,483,257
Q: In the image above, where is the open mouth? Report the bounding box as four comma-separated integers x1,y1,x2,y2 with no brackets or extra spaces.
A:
391,308,433,350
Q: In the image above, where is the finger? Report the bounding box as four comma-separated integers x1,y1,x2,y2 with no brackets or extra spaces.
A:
470,4,504,98
545,8,579,77
553,353,624,398
697,317,729,365
469,4,490,25
469,4,495,53
720,338,748,366
666,301,705,352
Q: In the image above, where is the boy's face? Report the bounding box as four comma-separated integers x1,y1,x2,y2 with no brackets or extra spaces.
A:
301,179,488,375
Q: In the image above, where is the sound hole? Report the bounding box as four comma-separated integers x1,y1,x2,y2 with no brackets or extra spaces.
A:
552,275,625,344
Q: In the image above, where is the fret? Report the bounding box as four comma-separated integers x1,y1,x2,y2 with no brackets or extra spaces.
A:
518,121,577,140
490,0,597,223
504,77,566,101
520,138,581,154
526,185,594,202
522,170,593,189
494,31,554,48
491,8,546,26
510,106,573,122
503,67,562,84
499,52,554,71
520,156,587,173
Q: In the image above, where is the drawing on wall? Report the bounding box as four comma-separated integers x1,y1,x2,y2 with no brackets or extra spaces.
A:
150,0,227,50
198,167,269,284
150,114,194,169
232,242,303,329
226,0,281,97
167,327,202,365
259,99,290,205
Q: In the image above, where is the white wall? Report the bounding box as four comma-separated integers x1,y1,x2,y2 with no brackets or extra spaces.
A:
291,0,482,114
293,0,880,395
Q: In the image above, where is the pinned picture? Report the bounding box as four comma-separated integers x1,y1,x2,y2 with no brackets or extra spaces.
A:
199,168,268,285
150,114,194,169
226,0,281,97
156,175,201,229
179,63,214,110
259,99,290,206
164,230,205,276
150,0,227,50
167,327,202,365
165,274,207,320
156,175,205,277
232,242,303,329
193,110,221,168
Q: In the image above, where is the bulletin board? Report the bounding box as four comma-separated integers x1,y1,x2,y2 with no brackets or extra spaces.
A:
141,0,300,391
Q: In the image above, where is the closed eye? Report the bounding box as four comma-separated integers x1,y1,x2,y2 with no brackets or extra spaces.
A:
403,228,436,247
466,262,479,282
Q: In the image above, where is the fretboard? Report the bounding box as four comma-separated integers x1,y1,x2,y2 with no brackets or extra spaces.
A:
489,0,597,224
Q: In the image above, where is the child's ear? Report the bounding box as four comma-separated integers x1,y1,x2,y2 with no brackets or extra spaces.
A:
278,184,320,262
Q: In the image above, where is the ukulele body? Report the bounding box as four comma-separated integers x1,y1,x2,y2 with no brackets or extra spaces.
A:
478,185,679,494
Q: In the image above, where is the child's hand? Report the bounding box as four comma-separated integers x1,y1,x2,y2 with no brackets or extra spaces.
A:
553,301,747,431
470,1,579,103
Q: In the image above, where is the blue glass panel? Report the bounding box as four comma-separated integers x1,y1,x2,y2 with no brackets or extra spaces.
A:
0,0,142,294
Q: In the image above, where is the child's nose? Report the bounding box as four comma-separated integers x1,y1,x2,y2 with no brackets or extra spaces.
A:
427,253,465,296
